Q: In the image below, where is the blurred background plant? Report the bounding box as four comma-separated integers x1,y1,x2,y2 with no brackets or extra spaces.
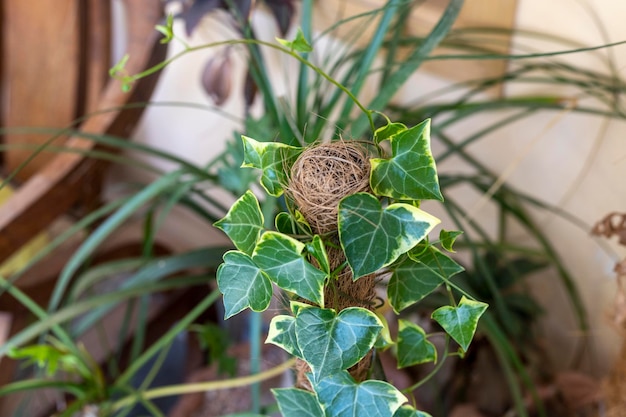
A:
1,0,625,416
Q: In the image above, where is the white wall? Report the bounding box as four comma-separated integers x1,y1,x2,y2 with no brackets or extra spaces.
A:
127,1,626,376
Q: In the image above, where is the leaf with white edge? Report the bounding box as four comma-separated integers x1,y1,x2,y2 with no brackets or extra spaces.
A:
241,136,302,196
214,191,264,255
306,235,330,275
290,300,314,315
295,307,382,381
370,119,443,201
216,251,272,319
273,388,324,417
277,28,313,53
374,120,407,144
431,296,488,352
439,229,463,253
338,193,440,279
275,211,312,236
266,315,302,358
388,247,464,313
393,405,434,417
315,371,407,417
253,231,327,306
374,312,394,350
396,320,436,368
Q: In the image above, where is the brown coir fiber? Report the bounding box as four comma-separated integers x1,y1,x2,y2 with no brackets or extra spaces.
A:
286,141,371,235
286,141,377,388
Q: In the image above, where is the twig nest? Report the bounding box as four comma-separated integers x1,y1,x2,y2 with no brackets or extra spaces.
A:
287,141,371,234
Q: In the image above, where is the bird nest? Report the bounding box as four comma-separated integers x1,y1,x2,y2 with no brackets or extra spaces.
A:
286,141,371,235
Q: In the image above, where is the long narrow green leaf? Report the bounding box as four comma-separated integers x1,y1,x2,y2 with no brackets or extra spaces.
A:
48,170,185,313
1,276,209,357
73,247,228,335
337,0,401,124
0,379,86,398
351,0,464,137
115,289,220,385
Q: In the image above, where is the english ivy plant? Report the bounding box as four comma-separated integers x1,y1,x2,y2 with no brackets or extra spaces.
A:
215,116,489,416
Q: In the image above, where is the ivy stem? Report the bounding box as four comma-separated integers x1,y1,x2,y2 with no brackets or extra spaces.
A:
119,38,375,133
401,335,450,393
110,358,295,413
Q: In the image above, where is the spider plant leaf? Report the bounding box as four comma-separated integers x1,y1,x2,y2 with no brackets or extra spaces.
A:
273,388,324,417
241,136,302,196
296,307,382,381
370,119,443,201
214,190,264,255
388,247,464,313
253,231,327,306
431,296,488,352
338,193,439,279
217,251,273,319
315,370,406,417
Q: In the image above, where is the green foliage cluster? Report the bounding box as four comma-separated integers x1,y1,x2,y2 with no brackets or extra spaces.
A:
214,115,487,416
3,0,626,415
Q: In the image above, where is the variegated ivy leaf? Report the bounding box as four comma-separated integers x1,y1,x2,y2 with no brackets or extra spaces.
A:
388,246,464,313
338,193,440,279
396,320,436,368
370,119,443,201
213,190,263,255
439,229,463,253
216,251,272,319
266,315,302,358
431,296,488,352
275,211,312,236
393,405,434,417
315,371,407,417
374,312,394,350
241,136,302,196
273,388,324,417
374,119,407,144
296,306,382,381
306,235,330,275
253,231,327,306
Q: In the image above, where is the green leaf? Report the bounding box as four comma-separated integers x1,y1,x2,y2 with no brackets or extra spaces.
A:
396,320,436,368
393,405,433,417
253,231,327,306
439,229,463,252
275,211,312,236
338,193,440,279
315,371,407,417
296,307,382,381
273,388,324,417
431,296,489,352
216,251,272,319
155,14,174,44
266,315,302,358
276,212,297,235
370,119,443,201
214,191,264,255
374,312,394,350
241,136,302,196
374,120,407,144
306,235,330,275
277,28,313,53
388,247,464,313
